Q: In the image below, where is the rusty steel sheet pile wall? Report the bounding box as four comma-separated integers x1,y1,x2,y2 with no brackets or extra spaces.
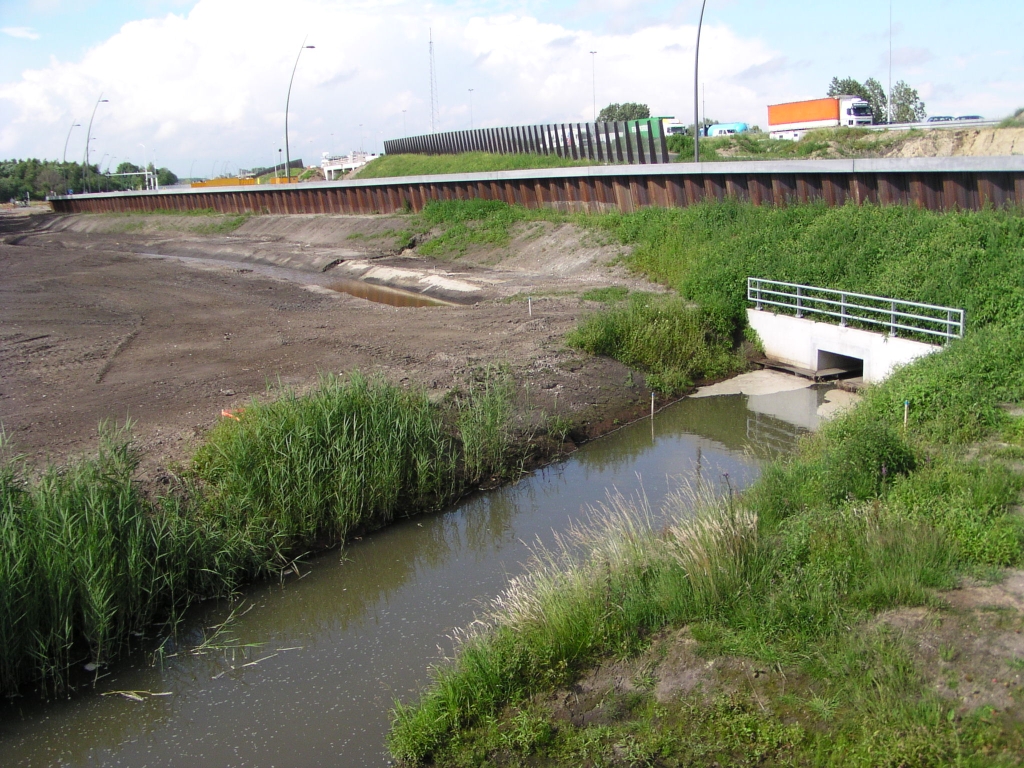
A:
50,158,1024,216
383,120,670,165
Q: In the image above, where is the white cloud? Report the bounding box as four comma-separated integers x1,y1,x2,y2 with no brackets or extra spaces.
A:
0,0,790,171
2,26,41,40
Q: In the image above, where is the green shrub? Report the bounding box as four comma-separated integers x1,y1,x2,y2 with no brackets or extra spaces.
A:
566,292,742,393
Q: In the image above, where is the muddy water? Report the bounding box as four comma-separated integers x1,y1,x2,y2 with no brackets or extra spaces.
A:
325,278,453,307
0,385,830,767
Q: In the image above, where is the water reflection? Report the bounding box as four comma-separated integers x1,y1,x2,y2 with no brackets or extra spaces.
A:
0,386,825,767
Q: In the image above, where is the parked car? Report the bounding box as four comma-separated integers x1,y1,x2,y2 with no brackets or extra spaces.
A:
926,116,954,122
954,115,984,121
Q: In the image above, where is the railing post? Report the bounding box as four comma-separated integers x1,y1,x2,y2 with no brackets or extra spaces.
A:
796,285,803,318
840,292,847,327
756,280,762,311
890,301,897,337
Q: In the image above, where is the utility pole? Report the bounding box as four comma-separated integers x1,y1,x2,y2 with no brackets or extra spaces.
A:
590,51,597,121
429,28,439,132
693,0,708,162
888,0,893,123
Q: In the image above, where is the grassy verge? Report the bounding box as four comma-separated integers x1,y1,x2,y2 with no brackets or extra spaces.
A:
388,329,1024,766
386,200,1024,765
0,371,530,697
668,127,918,162
356,152,596,180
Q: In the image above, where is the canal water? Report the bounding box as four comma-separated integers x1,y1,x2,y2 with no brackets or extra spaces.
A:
0,382,832,767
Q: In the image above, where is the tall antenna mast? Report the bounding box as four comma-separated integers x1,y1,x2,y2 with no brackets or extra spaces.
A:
888,0,893,124
429,28,439,133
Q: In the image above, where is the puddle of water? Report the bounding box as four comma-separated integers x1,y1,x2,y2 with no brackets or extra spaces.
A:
325,278,453,307
0,388,827,767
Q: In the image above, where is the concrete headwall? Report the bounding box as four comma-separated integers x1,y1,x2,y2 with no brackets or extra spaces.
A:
747,309,941,383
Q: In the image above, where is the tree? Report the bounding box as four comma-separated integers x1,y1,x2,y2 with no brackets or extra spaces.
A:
827,76,888,124
35,167,64,196
156,167,178,186
861,78,888,124
597,102,651,122
890,80,926,123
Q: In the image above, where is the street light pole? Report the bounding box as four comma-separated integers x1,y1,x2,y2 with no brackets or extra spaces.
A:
590,51,597,121
82,93,109,192
693,0,707,162
63,121,80,194
284,37,315,184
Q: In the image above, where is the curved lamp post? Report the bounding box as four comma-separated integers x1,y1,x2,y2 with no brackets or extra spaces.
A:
63,121,80,193
82,94,109,192
693,0,708,162
284,38,315,183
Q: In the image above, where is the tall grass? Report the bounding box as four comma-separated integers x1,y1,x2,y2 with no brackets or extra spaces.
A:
0,371,521,696
566,292,743,393
592,201,1024,333
389,405,1023,763
387,200,1024,765
0,428,174,693
356,152,595,180
194,373,459,546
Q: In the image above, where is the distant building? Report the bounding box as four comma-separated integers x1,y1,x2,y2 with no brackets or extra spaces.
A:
321,151,379,181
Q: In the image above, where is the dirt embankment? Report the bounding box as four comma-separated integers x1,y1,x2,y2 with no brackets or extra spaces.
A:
883,126,1024,158
0,210,659,481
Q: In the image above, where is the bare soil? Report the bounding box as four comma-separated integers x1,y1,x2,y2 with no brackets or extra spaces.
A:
0,209,659,481
883,126,1024,158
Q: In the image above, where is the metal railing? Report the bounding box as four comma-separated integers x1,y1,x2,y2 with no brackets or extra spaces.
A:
747,278,965,342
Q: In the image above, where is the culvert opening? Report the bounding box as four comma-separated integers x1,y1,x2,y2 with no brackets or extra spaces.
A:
816,350,864,379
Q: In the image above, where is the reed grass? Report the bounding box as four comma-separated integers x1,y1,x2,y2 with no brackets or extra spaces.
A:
0,371,521,697
194,372,459,546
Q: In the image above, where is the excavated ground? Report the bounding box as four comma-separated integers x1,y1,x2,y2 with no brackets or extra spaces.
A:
0,209,660,482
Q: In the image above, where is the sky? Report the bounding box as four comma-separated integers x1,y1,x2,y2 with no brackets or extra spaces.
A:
0,0,1020,177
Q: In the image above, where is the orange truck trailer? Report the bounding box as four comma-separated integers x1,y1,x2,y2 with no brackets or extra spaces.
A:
767,96,873,140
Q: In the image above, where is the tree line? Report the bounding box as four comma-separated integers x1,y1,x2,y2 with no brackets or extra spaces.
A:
827,76,927,123
1,158,178,202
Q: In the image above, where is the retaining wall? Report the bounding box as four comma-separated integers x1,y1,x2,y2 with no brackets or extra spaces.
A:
50,156,1024,216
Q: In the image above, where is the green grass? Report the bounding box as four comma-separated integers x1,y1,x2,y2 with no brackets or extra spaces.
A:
415,199,564,258
0,371,522,697
998,107,1024,129
580,286,629,303
192,213,251,234
588,200,1024,335
388,379,1024,764
386,199,1024,765
356,152,596,180
566,292,743,394
668,127,917,162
